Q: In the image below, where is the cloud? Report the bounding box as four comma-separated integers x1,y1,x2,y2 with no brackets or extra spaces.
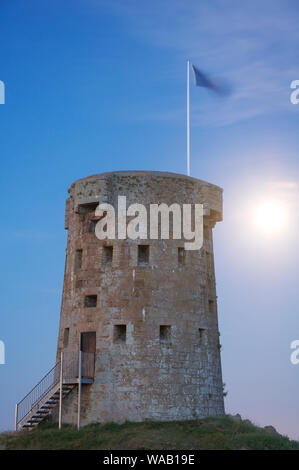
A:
94,0,299,126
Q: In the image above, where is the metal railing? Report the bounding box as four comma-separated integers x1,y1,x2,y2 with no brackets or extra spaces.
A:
15,361,61,429
15,350,96,430
62,351,95,379
63,351,79,380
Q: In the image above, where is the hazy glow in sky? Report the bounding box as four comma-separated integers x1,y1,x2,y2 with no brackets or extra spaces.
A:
252,199,288,237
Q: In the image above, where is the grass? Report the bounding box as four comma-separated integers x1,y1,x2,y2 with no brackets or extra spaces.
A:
1,415,298,450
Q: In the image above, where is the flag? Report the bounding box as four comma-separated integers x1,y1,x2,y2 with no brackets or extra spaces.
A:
191,65,217,90
191,64,230,95
186,61,231,177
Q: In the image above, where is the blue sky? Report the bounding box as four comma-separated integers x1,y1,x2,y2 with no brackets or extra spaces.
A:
0,0,299,438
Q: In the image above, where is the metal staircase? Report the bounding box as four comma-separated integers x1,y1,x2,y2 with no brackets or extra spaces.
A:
19,383,75,430
15,351,95,431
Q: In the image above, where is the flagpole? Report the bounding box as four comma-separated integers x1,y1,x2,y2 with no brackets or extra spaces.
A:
187,60,190,176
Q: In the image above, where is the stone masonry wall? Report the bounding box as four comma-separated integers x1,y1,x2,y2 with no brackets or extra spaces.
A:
55,171,224,425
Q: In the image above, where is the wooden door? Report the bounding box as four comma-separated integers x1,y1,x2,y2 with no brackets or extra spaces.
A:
81,331,96,353
80,332,96,378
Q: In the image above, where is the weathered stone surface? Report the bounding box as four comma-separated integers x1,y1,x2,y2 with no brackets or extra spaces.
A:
228,413,243,423
264,425,278,435
56,171,225,425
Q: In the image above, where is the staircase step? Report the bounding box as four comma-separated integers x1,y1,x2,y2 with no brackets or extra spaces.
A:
17,362,79,432
33,412,48,418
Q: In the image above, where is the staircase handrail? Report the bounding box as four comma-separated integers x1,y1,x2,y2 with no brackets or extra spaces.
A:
16,360,61,427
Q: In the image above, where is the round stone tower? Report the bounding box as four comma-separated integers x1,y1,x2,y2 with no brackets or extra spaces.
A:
56,171,224,425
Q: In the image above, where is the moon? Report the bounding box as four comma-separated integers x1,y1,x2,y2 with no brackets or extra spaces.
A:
252,199,288,237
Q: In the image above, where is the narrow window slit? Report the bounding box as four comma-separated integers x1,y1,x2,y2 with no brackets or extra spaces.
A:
138,245,149,265
84,295,97,308
178,247,185,265
113,325,126,343
160,325,171,345
198,328,206,347
74,249,82,271
103,246,113,266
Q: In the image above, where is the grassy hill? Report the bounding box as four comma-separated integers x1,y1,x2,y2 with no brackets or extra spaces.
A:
1,415,298,450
